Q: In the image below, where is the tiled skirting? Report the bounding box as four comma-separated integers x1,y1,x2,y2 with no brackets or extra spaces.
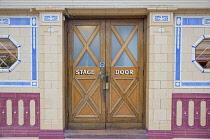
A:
146,129,172,139
147,129,210,139
39,130,64,139
172,129,210,138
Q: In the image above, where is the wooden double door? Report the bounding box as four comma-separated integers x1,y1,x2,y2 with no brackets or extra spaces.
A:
67,19,144,129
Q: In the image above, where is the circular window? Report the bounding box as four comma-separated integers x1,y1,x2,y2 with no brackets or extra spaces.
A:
0,35,21,72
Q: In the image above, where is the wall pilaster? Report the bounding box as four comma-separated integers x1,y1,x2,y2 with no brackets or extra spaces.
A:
146,11,174,131
38,12,65,132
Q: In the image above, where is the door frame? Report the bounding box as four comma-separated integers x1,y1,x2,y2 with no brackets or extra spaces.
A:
64,17,147,129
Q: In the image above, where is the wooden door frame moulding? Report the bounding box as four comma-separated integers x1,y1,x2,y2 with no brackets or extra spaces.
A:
142,17,147,129
64,18,70,128
64,17,147,129
65,16,147,20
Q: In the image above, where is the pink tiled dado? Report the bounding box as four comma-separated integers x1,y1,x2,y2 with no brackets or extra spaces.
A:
172,93,210,138
0,93,40,137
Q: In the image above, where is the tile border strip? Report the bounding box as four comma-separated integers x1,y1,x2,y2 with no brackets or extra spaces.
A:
147,129,210,138
0,16,38,87
174,16,210,88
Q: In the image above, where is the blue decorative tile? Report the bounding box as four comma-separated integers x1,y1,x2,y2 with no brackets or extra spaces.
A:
183,18,203,26
0,18,9,25
0,82,31,86
32,17,37,26
32,81,38,86
182,82,210,87
175,81,181,87
43,15,59,22
10,18,30,25
203,18,210,25
175,27,181,81
153,15,170,22
32,27,37,80
176,17,181,26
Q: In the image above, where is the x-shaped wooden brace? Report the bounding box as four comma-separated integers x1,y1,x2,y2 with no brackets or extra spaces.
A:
111,25,138,67
110,78,138,116
73,78,101,117
73,26,100,67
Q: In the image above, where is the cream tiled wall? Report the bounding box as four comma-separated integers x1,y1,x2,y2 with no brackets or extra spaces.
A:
0,19,39,92
0,12,65,130
147,11,210,131
181,27,210,80
39,12,64,130
1,8,210,134
146,12,174,130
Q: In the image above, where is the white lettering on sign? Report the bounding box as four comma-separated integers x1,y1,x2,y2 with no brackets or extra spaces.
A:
115,70,133,75
75,70,94,75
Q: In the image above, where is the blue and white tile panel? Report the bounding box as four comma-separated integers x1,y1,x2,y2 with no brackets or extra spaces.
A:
0,16,38,87
42,15,59,22
174,16,210,88
181,16,210,27
153,15,170,22
0,17,37,27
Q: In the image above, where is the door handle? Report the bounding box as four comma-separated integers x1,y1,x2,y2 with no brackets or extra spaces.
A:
99,71,109,90
98,71,105,80
105,75,109,89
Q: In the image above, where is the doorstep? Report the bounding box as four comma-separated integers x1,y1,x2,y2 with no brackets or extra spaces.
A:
64,130,147,138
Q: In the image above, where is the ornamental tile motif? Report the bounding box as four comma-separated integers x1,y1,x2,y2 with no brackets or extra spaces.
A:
203,18,210,25
153,15,170,22
0,18,9,25
43,15,59,22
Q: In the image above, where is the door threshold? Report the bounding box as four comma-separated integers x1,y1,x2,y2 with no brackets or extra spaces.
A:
64,129,147,138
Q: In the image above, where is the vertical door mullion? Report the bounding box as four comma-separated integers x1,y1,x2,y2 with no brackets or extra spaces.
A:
105,20,111,124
